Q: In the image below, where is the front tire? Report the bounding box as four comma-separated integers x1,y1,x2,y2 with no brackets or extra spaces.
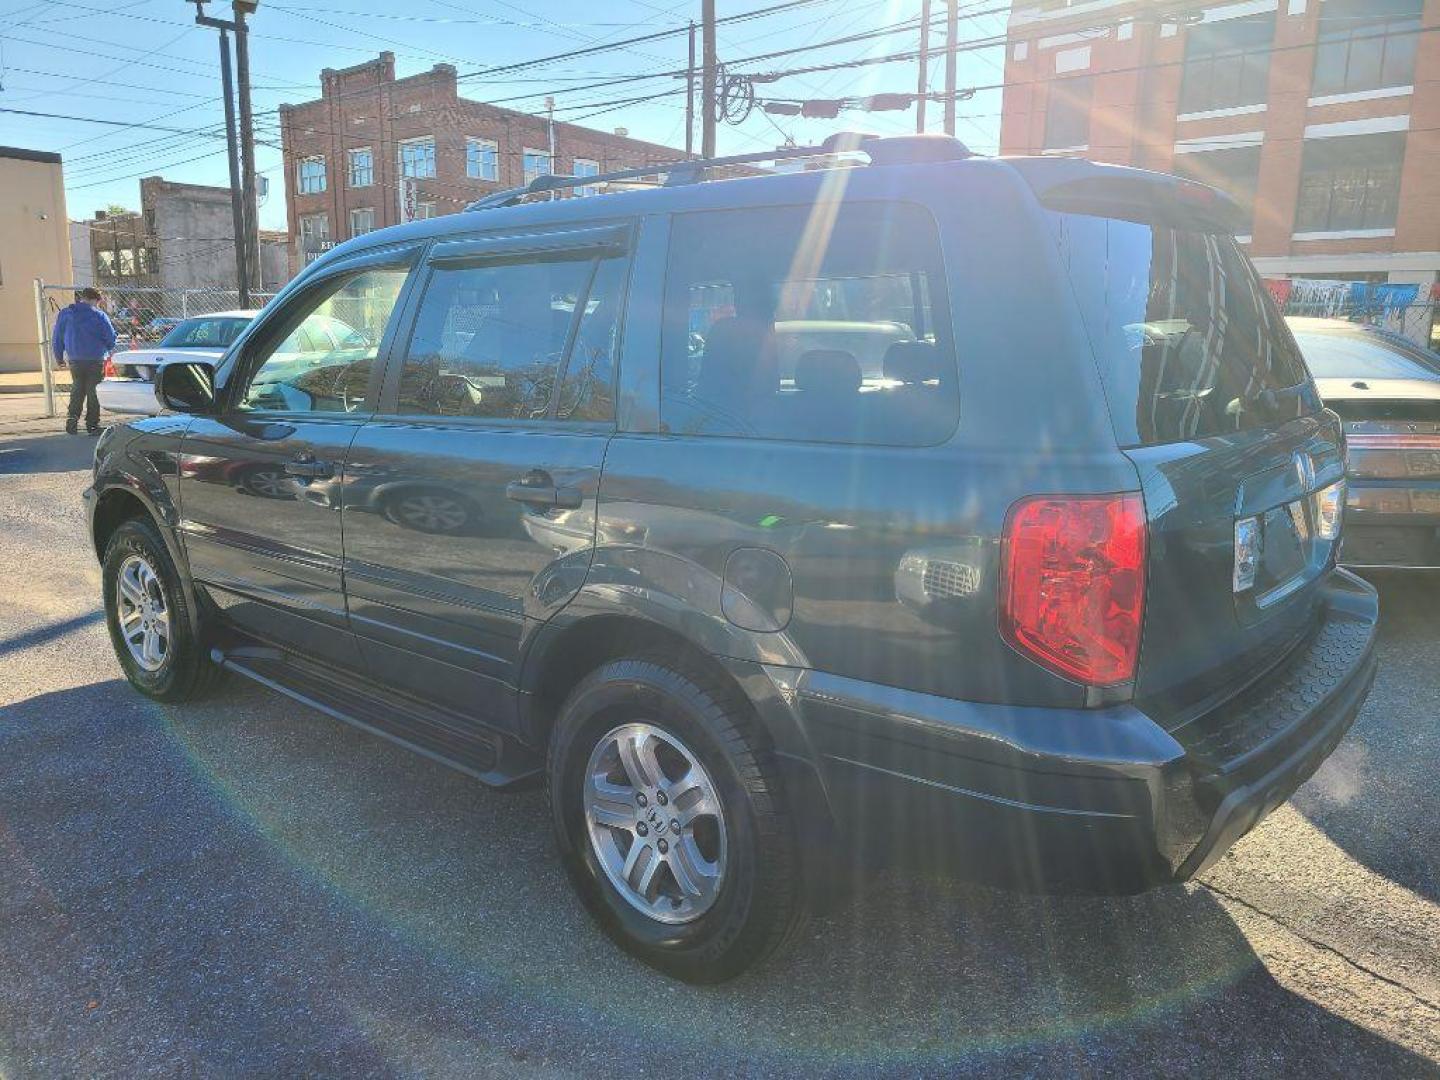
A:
548,656,804,983
102,517,223,702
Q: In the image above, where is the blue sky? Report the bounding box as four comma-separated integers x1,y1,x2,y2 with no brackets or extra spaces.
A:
0,0,1007,231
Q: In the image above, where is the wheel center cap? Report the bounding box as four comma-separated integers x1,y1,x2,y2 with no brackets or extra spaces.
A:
641,804,666,835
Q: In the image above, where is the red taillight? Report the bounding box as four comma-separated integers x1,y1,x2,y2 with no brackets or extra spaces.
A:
1000,493,1147,687
103,357,116,378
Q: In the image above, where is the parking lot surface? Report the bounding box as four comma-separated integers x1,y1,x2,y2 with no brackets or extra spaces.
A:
1,397,1437,1078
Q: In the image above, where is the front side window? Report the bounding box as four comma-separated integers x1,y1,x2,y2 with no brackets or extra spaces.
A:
1172,145,1262,225
348,147,374,187
350,208,375,237
1178,13,1275,113
298,156,327,195
237,268,408,414
1295,132,1406,233
660,202,959,446
399,138,436,179
523,148,552,184
1044,75,1091,149
1312,0,1422,98
573,158,600,196
396,250,627,422
466,137,498,181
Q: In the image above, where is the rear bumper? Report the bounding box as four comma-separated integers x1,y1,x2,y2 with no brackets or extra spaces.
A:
1341,478,1440,568
96,379,159,416
781,568,1378,893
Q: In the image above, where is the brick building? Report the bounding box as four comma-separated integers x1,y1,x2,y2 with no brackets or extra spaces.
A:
278,53,681,275
1000,0,1440,327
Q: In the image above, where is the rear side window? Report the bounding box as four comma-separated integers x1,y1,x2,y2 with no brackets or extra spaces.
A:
1050,212,1312,447
661,202,959,446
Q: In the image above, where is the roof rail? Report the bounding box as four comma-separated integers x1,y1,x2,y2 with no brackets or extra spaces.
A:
462,132,971,212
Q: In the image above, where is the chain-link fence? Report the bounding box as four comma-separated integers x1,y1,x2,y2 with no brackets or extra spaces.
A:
34,281,277,416
1265,278,1438,350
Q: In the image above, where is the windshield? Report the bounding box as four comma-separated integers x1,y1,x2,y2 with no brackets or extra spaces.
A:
1291,330,1440,381
159,317,250,350
1049,212,1314,447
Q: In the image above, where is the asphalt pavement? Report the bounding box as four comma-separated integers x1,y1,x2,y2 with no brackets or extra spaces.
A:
1,395,1437,1078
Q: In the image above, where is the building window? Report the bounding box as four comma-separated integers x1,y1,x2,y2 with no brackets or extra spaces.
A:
297,156,327,195
350,208,376,237
1043,75,1091,149
1295,132,1406,233
1312,0,1421,98
399,137,436,179
299,212,330,264
1178,13,1275,114
466,137,498,181
1173,145,1262,224
348,147,373,188
573,157,600,196
97,250,116,277
415,201,437,220
523,147,552,184
118,248,137,276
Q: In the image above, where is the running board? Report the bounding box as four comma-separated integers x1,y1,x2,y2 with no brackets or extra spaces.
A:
211,647,541,790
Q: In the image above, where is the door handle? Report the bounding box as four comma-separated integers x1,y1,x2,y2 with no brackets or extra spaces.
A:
506,474,583,510
285,457,333,479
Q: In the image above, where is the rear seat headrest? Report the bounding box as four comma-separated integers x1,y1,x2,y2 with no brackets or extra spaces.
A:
795,349,862,395
883,340,942,385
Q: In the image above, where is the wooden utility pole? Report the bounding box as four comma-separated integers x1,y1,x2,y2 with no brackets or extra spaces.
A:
943,0,958,136
916,0,931,134
233,1,261,295
686,21,697,157
701,0,717,158
190,1,249,303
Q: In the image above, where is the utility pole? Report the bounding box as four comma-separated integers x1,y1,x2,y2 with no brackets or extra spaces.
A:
943,0,958,137
685,20,696,158
233,1,261,296
916,0,931,134
701,0,716,159
545,95,557,198
189,0,249,304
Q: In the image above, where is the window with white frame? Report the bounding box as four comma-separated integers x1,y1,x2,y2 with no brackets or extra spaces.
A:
1312,0,1422,99
350,208,376,237
299,212,330,264
399,137,437,179
1295,132,1406,234
415,201,437,220
1178,13,1275,114
348,147,373,187
523,147,552,184
466,137,498,181
297,156,327,195
573,157,600,196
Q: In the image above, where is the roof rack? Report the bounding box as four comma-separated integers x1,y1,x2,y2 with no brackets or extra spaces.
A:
463,132,971,212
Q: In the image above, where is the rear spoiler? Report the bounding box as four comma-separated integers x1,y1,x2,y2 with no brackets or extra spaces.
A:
1007,157,1248,234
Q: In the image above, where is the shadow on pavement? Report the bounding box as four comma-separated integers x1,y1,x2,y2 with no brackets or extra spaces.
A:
0,430,104,477
0,611,105,657
0,678,1431,1076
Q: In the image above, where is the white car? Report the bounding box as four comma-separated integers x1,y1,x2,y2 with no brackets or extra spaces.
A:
98,311,257,416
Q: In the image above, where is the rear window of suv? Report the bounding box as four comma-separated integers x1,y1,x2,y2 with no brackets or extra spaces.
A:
1049,212,1312,447
660,201,959,446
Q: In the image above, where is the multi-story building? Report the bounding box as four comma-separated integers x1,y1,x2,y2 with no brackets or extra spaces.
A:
0,146,73,373
278,53,681,274
1000,0,1440,336
85,177,290,299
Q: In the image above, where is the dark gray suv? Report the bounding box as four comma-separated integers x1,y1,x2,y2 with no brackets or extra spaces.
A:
85,134,1379,982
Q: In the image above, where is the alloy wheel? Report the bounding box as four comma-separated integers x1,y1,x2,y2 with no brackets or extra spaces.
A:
115,554,171,672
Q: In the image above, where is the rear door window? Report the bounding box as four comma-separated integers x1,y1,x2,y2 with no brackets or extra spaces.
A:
1049,212,1313,447
661,202,959,445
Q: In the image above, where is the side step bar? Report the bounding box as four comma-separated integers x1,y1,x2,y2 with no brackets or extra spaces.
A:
211,646,541,790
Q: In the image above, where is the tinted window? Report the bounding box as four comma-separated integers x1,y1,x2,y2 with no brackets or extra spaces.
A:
661,202,958,446
1049,212,1313,447
397,251,625,422
1178,13,1274,113
1292,330,1440,380
237,268,407,414
1044,76,1092,150
160,317,250,349
1295,133,1405,233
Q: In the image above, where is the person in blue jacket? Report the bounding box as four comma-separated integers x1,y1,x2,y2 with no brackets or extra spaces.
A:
52,287,117,434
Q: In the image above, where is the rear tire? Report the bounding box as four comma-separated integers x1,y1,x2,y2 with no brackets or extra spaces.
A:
547,656,805,983
102,517,224,702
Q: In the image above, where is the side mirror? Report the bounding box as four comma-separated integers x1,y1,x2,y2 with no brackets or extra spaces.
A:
155,360,217,414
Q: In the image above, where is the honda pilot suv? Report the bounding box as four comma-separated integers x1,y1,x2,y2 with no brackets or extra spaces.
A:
85,135,1379,982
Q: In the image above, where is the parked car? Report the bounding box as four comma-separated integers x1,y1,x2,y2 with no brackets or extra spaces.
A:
98,312,257,415
1288,316,1440,568
84,136,1379,982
